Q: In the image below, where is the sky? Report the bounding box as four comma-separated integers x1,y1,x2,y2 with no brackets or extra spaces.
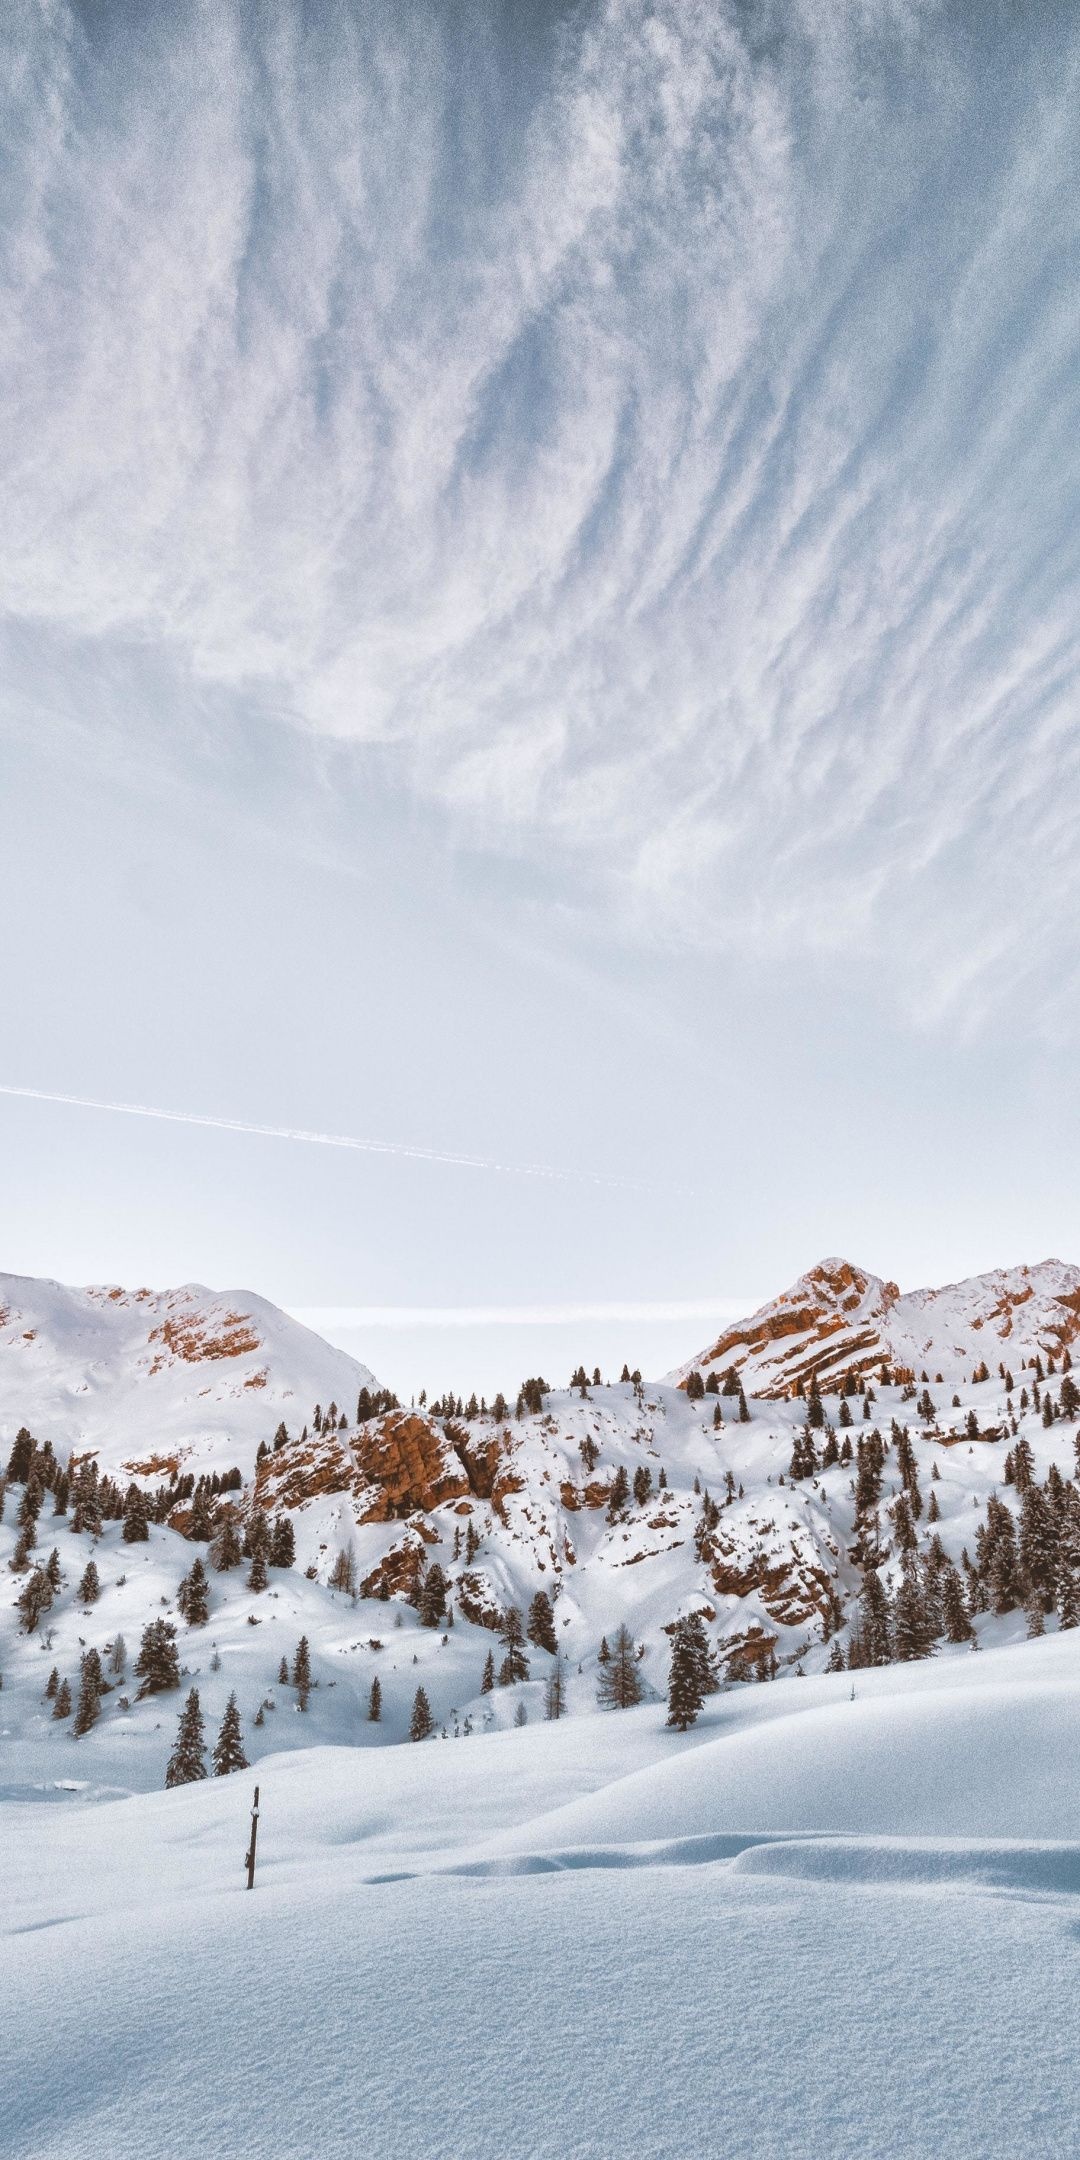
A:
1,0,1078,1398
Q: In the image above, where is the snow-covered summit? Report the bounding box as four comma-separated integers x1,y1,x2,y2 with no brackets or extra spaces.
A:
673,1256,1080,1396
0,1270,378,1480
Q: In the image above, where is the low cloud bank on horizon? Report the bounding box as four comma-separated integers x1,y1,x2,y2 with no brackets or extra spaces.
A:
290,1298,754,1331
3,0,1078,1027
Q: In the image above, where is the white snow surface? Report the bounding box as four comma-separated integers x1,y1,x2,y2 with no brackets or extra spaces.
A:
5,1634,1080,2159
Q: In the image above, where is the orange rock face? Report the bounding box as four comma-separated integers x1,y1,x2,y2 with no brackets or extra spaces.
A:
709,1549,833,1627
359,1537,429,1602
354,1413,471,1521
147,1307,262,1371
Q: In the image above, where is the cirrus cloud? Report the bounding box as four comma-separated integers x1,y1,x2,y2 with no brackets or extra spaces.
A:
2,0,1078,1026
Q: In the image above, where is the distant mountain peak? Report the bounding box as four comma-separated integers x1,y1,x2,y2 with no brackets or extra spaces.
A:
672,1257,1080,1396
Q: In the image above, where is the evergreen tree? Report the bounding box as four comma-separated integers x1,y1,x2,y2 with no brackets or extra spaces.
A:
121,1486,150,1543
596,1623,643,1709
212,1516,243,1571
606,1466,630,1521
526,1590,557,1654
892,1571,934,1662
1058,1560,1080,1631
134,1618,181,1696
77,1559,100,1604
278,1657,290,1686
213,1693,249,1775
247,1547,268,1593
858,1570,891,1666
666,1614,711,1729
45,1665,59,1699
73,1648,104,1735
806,1374,825,1430
178,1557,210,1627
367,1676,382,1723
419,1562,448,1628
632,1465,653,1508
166,1688,207,1786
685,1369,705,1402
53,1677,72,1719
270,1515,296,1569
16,1566,53,1633
941,1565,973,1643
410,1686,434,1741
109,1633,127,1678
480,1649,496,1693
45,1546,62,1590
544,1656,566,1721
498,1607,530,1685
292,1635,312,1710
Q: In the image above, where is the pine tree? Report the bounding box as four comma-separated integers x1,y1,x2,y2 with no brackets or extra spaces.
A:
292,1635,312,1710
858,1570,891,1666
806,1373,825,1430
278,1657,289,1686
73,1648,104,1735
53,1677,72,1719
544,1657,566,1720
596,1623,643,1709
632,1465,653,1508
666,1615,710,1729
607,1466,630,1521
16,1566,53,1633
419,1563,448,1628
892,1572,934,1662
213,1693,249,1775
247,1548,268,1593
1058,1559,1080,1631
270,1515,296,1569
78,1559,100,1604
109,1633,127,1678
121,1486,150,1543
212,1517,243,1571
410,1686,434,1741
685,1369,705,1402
178,1557,210,1626
368,1676,382,1723
498,1607,530,1685
166,1688,207,1786
527,1590,557,1654
135,1618,181,1696
45,1546,62,1590
941,1565,973,1643
45,1665,60,1699
480,1649,495,1693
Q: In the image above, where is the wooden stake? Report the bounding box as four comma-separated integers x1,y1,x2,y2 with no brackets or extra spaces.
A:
245,1783,260,1889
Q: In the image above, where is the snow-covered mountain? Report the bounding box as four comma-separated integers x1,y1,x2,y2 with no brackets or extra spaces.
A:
672,1256,1080,1396
0,1271,378,1481
3,1254,1080,1797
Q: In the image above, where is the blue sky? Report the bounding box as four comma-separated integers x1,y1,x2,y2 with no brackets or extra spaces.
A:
1,0,1078,1396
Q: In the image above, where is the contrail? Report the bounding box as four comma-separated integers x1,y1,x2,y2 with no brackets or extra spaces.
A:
0,1083,686,1194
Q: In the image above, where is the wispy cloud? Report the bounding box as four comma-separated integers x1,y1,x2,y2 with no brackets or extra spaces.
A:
2,0,1078,1025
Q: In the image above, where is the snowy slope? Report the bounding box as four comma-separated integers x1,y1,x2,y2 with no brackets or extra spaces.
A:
673,1254,1080,1395
0,1270,378,1480
6,1638,1080,2159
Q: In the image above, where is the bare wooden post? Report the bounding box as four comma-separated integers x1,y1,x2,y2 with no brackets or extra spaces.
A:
245,1784,260,1889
